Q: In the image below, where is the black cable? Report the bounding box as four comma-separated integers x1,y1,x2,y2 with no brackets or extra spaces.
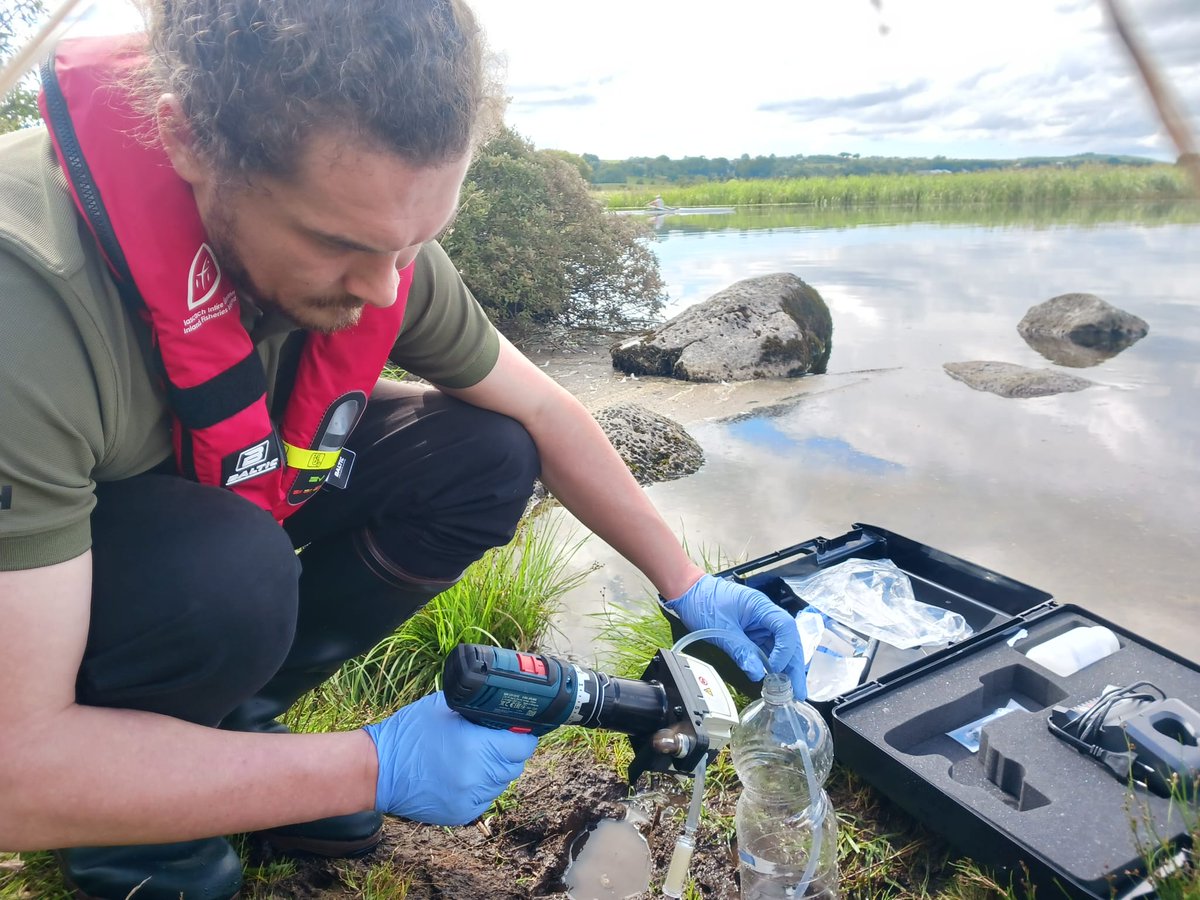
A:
1072,682,1163,744
1046,681,1167,789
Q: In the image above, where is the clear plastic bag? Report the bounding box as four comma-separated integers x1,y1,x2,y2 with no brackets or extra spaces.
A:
795,608,870,702
785,558,973,650
946,698,1029,752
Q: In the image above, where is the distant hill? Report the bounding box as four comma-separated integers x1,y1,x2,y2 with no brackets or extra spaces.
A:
578,151,1166,186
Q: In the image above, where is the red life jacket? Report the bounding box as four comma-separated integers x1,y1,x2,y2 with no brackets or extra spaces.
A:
38,34,410,522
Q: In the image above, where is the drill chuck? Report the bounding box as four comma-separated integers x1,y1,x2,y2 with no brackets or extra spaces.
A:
443,644,669,737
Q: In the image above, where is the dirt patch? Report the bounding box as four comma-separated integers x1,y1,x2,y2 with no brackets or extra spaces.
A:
244,749,978,899
245,746,740,898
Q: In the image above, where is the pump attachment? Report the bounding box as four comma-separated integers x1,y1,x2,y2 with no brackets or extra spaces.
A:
442,644,737,784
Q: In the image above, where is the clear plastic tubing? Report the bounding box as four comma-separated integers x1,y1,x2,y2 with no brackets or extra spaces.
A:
671,627,770,668
770,673,825,896
661,757,706,898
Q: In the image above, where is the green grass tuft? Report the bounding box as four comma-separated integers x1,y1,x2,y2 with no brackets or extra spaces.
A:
330,860,416,899
0,851,71,899
284,516,588,731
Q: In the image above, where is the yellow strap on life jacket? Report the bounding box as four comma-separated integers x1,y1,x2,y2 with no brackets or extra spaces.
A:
282,442,341,472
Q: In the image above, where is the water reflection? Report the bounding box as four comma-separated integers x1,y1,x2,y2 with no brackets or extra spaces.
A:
546,208,1200,662
1019,331,1145,368
727,419,903,474
643,201,1200,235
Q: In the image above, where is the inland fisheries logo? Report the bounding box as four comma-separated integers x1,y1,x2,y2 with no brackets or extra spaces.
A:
225,438,280,487
188,243,221,311
182,243,238,334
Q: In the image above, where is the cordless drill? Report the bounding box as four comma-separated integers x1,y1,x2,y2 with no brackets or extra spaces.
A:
442,643,738,784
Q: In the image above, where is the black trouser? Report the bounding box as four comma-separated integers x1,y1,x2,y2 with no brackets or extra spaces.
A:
77,381,540,728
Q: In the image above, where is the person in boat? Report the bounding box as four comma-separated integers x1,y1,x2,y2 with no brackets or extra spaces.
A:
0,1,804,897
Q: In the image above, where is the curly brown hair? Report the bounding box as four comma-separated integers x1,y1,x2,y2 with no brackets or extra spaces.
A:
136,0,502,180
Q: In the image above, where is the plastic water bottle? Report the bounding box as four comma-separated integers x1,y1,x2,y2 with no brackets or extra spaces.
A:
731,672,839,899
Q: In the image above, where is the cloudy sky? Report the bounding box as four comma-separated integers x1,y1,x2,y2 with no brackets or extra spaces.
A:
75,0,1199,161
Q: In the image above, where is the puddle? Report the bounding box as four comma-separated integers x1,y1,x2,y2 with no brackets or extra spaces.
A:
563,816,651,900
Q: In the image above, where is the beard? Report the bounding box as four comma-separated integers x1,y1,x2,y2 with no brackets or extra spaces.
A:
204,193,365,335
273,291,366,334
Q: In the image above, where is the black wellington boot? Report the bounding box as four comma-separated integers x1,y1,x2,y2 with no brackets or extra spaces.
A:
57,838,243,900
220,529,450,857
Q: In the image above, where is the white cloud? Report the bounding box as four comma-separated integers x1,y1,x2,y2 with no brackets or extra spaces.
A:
70,0,1200,160
469,0,1198,159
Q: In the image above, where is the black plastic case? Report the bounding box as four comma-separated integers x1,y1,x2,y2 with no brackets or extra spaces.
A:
661,523,1199,899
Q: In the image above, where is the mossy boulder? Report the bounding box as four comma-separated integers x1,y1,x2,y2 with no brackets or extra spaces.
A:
593,403,703,485
611,273,832,382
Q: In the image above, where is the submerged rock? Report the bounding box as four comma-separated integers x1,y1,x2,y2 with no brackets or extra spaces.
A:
593,403,704,485
611,273,832,382
1017,293,1148,367
944,361,1094,398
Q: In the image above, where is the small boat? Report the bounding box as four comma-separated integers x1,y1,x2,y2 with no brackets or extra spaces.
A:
620,205,735,216
647,205,735,216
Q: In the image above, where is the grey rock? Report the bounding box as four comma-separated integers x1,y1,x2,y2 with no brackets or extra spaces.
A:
611,273,832,382
944,361,1094,398
593,403,704,485
1017,293,1148,367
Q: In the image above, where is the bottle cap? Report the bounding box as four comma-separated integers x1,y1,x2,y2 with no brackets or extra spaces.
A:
761,672,793,704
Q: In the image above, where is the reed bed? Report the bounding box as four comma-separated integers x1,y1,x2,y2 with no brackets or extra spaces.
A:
603,165,1191,210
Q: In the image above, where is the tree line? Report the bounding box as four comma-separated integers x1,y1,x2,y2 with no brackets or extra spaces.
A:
560,150,1163,186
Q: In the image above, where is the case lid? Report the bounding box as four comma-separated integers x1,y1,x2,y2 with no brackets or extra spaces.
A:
662,522,1054,702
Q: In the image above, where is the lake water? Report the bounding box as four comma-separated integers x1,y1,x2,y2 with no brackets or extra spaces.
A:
544,205,1200,663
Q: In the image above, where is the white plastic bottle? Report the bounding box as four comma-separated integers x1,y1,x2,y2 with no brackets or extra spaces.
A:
731,672,840,899
1024,625,1119,677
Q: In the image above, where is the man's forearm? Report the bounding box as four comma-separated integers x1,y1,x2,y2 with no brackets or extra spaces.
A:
442,339,707,599
0,705,377,851
531,390,705,600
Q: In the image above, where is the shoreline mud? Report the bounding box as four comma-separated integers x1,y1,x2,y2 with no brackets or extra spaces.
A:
513,329,872,425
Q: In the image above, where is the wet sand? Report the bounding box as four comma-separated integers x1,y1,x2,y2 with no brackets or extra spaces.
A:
518,331,870,425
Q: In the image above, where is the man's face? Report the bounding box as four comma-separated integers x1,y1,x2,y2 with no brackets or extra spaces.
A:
188,132,469,333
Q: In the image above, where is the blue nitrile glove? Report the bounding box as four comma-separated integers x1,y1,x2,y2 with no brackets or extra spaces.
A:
362,691,537,826
664,574,807,699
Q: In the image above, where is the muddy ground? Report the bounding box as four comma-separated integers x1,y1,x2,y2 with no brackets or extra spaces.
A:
507,327,857,428
247,743,982,900
246,746,742,899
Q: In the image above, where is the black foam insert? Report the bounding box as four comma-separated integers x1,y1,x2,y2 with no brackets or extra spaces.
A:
836,609,1200,892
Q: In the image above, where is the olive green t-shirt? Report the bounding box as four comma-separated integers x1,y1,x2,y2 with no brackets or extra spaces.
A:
0,127,500,571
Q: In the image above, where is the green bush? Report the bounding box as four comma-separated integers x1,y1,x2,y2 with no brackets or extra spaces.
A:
443,127,666,330
1,1,46,135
